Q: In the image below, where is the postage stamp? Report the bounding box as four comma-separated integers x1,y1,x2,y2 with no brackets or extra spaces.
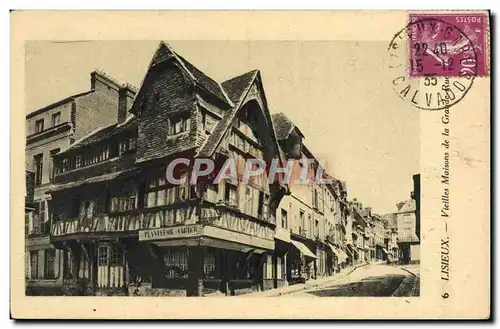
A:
408,13,489,77
386,13,490,111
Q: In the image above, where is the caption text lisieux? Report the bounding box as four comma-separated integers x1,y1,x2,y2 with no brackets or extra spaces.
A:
441,108,450,298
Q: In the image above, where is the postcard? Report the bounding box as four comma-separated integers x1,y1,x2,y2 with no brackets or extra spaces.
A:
11,10,490,319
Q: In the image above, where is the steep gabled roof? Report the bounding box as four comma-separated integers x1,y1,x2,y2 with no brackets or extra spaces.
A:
221,69,259,104
177,54,233,107
271,112,305,141
196,70,259,158
130,41,233,115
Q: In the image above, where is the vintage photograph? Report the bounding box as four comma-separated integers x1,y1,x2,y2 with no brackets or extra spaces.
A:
24,40,421,298
12,10,490,319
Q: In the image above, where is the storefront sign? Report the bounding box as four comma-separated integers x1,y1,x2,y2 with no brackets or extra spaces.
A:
139,224,202,241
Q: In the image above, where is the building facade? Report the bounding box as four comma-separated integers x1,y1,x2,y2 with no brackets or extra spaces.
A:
272,113,348,285
25,70,136,295
47,42,290,296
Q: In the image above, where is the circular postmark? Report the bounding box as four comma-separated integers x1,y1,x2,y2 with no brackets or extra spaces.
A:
388,18,478,111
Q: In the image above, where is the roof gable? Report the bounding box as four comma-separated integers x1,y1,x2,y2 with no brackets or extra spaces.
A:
130,41,232,115
271,112,305,141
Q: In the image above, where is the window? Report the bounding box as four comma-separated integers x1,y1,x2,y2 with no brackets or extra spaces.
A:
63,250,72,276
75,154,82,168
110,195,136,212
315,219,319,237
110,248,124,266
169,116,188,135
203,249,217,279
98,245,109,266
224,183,238,207
31,200,49,235
299,210,305,234
281,209,288,230
119,138,137,155
35,119,44,133
49,149,60,182
34,154,43,186
44,249,56,279
265,254,273,279
145,173,189,208
164,249,188,279
51,112,61,127
30,251,38,279
97,244,126,287
201,111,206,132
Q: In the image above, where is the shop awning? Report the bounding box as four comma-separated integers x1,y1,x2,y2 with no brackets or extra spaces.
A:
338,249,349,263
328,244,348,263
382,248,389,254
291,240,317,259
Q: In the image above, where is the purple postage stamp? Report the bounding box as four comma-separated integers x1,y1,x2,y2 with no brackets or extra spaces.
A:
408,13,489,77
387,12,489,110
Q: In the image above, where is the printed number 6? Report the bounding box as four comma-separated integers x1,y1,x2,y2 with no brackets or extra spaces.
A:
424,76,437,86
442,293,449,299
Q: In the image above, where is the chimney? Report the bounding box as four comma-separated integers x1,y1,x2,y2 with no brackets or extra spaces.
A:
118,87,129,124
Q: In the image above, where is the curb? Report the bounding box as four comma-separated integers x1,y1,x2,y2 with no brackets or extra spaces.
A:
392,267,420,297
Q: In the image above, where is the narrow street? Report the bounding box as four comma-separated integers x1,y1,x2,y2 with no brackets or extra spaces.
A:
281,264,420,297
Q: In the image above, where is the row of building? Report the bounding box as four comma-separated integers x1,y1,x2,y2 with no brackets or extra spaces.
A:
24,41,420,296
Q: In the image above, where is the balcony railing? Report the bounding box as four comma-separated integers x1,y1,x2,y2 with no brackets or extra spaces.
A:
50,203,275,241
51,205,198,237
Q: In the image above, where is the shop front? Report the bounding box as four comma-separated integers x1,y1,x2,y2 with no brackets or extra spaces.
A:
137,223,275,296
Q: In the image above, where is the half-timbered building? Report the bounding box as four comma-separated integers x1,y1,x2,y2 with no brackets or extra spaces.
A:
48,41,289,296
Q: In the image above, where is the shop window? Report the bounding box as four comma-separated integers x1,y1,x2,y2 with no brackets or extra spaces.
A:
164,249,188,279
44,249,56,279
276,256,283,280
265,254,274,279
203,249,217,279
30,251,38,279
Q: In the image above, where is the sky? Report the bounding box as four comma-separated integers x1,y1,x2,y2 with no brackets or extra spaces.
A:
25,40,420,214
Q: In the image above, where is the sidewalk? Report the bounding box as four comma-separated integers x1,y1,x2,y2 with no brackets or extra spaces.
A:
238,263,367,297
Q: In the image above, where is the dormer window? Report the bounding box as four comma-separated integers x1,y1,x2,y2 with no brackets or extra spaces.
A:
169,116,189,135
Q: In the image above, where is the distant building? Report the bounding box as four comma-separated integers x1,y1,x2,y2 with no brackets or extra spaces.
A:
396,197,420,264
381,213,398,262
272,113,349,284
25,70,136,295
